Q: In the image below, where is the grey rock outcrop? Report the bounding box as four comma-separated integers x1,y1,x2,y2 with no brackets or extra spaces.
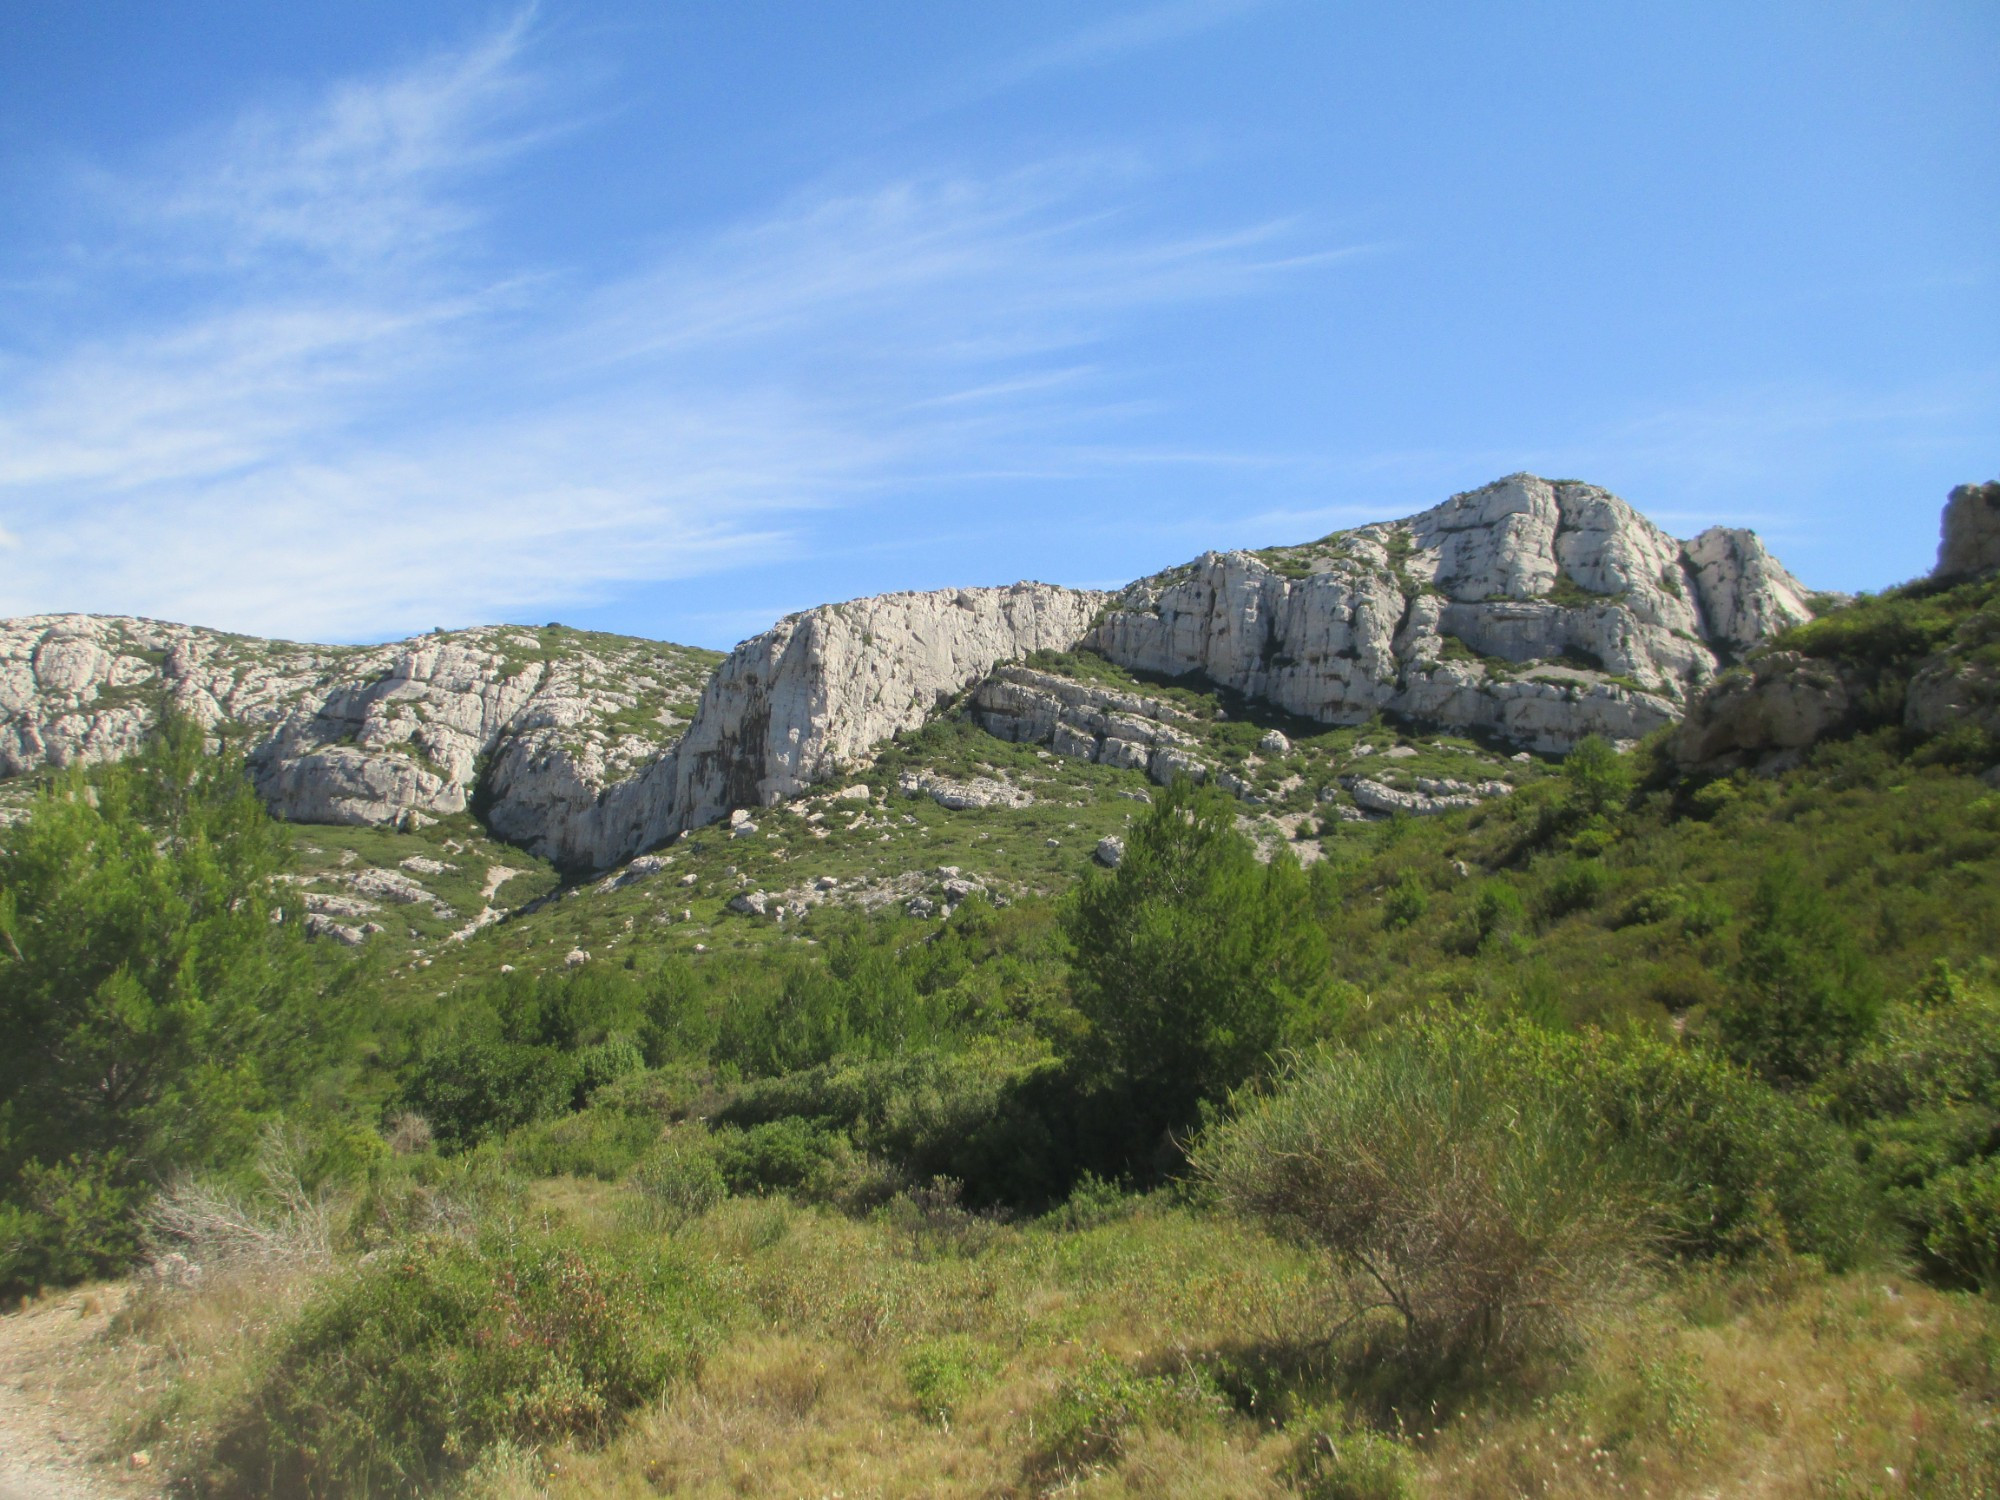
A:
1342,776,1514,818
1087,474,1812,754
1675,481,2000,772
896,770,1035,811
1937,481,2000,581
0,614,715,861
1673,652,1856,768
1905,658,2000,742
560,583,1107,867
972,665,1208,785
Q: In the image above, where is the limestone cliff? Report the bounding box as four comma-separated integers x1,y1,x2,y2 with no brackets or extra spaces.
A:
536,583,1111,869
0,616,717,856
2,472,1821,869
1086,474,1812,753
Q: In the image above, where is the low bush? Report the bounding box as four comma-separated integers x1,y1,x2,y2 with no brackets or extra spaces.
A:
713,1118,847,1196
1915,1157,2000,1288
1559,1029,1879,1268
1382,873,1430,929
0,1153,146,1290
723,1046,1027,1162
1197,1020,1651,1380
1839,981,2000,1285
902,1334,995,1426
1718,859,1882,1086
204,1231,711,1496
399,1039,576,1152
627,1126,726,1229
1539,856,1610,921
1283,1408,1415,1500
571,1036,645,1106
500,1107,659,1181
1029,1351,1226,1479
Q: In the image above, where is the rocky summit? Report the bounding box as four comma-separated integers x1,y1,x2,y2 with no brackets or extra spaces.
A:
1088,473,1812,753
0,474,1817,869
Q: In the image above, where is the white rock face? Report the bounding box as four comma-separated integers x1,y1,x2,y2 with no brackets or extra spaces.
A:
1087,474,1812,753
0,615,715,863
570,583,1107,866
1937,481,2000,581
0,474,1814,870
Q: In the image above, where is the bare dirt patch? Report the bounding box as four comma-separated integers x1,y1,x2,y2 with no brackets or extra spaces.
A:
0,1286,156,1500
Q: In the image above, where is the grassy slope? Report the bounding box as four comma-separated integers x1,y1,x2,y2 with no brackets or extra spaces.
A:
365,652,1552,1009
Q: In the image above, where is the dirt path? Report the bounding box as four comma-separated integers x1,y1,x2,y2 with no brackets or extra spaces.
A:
0,1288,153,1500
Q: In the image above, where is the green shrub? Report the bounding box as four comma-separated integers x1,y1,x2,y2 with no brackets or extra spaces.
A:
1196,1021,1650,1379
501,1108,659,1181
0,715,342,1295
1030,1352,1225,1477
902,1334,994,1426
1062,777,1337,1147
1563,735,1634,819
1284,1409,1415,1500
1838,983,2000,1284
0,1153,146,1290
208,1232,710,1496
572,1037,644,1105
1618,883,1731,938
1560,1029,1877,1268
720,1045,1039,1186
1540,857,1610,921
1915,1157,2000,1288
399,1040,577,1152
1838,977,2000,1119
1382,873,1430,930
628,1126,727,1228
1719,860,1882,1086
1464,880,1526,949
713,1118,845,1196
341,1151,522,1253
1045,1171,1137,1231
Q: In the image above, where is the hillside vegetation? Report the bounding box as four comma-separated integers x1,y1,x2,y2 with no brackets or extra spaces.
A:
3,572,1999,1497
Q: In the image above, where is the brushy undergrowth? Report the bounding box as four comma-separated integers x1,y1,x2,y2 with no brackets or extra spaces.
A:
195,1231,713,1497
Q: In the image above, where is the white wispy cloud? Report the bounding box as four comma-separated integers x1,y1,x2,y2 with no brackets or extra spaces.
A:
0,16,1337,641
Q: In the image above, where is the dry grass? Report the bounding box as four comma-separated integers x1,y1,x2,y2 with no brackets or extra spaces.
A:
1413,1265,1999,1499
140,1125,335,1287
90,1181,2000,1500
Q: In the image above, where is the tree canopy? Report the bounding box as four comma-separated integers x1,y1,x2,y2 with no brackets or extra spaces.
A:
1061,777,1337,1147
0,715,341,1287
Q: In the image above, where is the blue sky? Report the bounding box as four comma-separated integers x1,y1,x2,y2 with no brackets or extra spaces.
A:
0,1,1993,646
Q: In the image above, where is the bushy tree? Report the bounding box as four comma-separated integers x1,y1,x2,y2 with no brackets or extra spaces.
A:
1196,1019,1650,1379
1719,858,1881,1086
1561,734,1633,818
1061,777,1335,1147
0,715,336,1287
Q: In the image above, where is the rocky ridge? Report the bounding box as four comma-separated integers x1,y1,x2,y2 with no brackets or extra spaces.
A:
1,474,1818,870
0,618,717,852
